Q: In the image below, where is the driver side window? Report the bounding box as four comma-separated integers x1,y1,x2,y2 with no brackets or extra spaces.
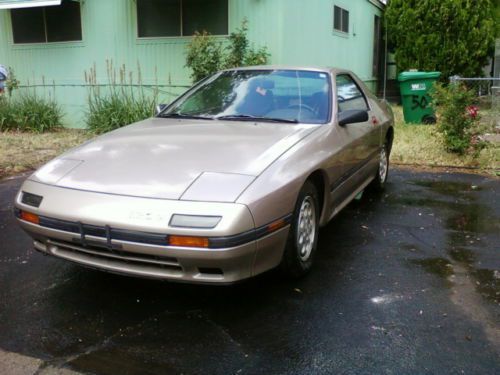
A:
336,74,369,113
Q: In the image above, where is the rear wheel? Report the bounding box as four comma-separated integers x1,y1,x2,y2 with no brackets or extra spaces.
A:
370,142,389,191
422,115,436,124
280,181,320,278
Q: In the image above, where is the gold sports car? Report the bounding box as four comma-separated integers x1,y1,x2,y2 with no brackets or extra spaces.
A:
15,66,394,284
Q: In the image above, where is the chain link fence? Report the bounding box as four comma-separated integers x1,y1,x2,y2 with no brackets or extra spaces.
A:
449,77,500,114
449,77,500,145
5,82,190,128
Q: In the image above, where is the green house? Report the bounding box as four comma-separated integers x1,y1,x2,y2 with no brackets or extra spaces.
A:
0,0,385,127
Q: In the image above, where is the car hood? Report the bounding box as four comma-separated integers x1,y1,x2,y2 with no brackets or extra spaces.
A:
30,118,318,201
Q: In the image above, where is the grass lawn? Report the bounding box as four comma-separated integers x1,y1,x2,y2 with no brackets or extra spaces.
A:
0,107,499,180
0,130,92,179
390,106,500,176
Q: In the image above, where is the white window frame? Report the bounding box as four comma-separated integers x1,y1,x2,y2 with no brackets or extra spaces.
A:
333,5,349,34
136,0,229,39
10,0,83,45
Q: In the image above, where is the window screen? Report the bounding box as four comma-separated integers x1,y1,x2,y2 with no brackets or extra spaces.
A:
11,0,82,44
137,0,228,37
45,1,82,42
333,5,349,33
11,7,45,43
182,0,228,36
137,0,181,37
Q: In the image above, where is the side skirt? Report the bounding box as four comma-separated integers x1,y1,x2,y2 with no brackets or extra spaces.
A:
327,175,375,223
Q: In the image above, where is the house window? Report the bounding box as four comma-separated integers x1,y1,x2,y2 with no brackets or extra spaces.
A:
333,5,349,34
372,15,382,77
11,0,82,44
137,0,228,38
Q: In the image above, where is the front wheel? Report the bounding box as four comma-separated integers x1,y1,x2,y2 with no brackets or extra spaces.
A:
370,142,389,191
280,181,320,278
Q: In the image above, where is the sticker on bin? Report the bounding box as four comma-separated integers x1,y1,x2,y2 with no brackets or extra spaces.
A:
411,83,426,91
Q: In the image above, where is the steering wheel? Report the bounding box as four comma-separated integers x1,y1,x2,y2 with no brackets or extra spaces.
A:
287,103,316,115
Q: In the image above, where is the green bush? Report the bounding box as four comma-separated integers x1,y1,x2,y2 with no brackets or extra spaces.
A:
86,90,157,134
185,19,270,83
385,0,496,79
5,67,20,97
223,20,270,69
431,82,482,155
85,62,158,134
185,31,225,84
0,97,15,130
0,93,62,133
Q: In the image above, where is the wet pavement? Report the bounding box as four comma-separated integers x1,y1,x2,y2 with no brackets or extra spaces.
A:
0,169,499,375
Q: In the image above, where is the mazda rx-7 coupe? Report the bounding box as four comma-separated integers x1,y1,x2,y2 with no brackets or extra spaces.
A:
15,66,394,284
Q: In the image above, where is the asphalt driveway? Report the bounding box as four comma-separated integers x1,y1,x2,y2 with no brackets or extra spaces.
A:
0,169,499,375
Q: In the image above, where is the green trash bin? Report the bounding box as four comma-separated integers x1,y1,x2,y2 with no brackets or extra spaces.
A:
398,71,441,124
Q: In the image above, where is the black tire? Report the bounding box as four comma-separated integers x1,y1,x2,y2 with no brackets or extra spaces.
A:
280,181,320,278
422,115,436,124
370,142,390,191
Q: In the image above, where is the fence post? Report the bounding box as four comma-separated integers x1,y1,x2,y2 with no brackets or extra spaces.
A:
449,75,459,85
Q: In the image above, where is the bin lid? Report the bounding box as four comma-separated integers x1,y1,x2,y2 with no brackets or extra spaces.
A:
398,71,441,82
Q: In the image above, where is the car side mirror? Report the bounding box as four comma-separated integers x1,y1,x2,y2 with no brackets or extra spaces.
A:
338,109,369,126
155,103,169,116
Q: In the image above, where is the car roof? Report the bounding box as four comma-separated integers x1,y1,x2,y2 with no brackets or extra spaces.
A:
222,65,353,76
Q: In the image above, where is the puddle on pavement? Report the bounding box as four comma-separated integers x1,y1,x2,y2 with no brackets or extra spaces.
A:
411,258,453,278
472,269,500,305
446,206,500,234
403,175,499,306
391,179,489,216
410,180,482,195
412,250,500,307
400,243,422,253
448,248,476,264
389,196,454,209
410,256,500,349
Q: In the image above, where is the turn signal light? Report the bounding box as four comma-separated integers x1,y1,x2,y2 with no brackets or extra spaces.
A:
267,218,286,233
169,235,209,248
20,210,40,225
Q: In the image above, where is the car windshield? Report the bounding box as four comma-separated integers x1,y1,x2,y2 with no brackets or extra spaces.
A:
162,70,331,124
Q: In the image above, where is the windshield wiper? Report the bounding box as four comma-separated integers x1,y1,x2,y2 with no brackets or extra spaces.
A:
158,112,214,120
216,114,299,123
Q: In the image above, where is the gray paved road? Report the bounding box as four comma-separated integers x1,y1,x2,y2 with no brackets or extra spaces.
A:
0,169,499,375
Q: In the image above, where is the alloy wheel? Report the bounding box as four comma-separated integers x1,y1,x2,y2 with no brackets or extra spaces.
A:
297,196,316,261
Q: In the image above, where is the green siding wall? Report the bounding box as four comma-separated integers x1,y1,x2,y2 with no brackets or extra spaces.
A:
0,0,382,128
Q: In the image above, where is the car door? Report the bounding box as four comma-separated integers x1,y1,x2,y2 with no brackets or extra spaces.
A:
329,73,380,206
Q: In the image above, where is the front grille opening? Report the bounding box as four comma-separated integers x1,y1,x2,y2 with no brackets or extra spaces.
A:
21,192,43,207
50,239,180,268
198,267,223,276
58,246,182,272
68,239,177,263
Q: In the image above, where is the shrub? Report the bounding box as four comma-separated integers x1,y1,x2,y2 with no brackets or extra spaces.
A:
431,82,483,155
5,67,20,97
86,93,156,134
223,20,270,69
185,31,224,83
0,92,62,133
0,97,15,130
185,19,270,83
85,62,158,134
385,0,496,79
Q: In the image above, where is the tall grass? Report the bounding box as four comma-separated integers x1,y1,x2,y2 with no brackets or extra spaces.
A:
0,91,62,133
85,61,158,134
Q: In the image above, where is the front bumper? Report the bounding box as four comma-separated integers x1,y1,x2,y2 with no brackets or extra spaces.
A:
15,180,290,284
